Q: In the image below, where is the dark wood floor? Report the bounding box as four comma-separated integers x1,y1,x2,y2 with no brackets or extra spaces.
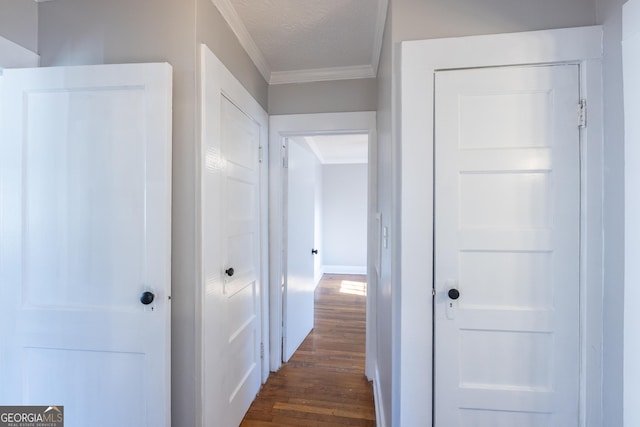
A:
240,274,376,426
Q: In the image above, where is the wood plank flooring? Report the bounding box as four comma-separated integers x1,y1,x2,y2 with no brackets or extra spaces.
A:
240,274,375,426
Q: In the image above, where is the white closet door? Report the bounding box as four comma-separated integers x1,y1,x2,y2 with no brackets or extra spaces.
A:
434,64,580,426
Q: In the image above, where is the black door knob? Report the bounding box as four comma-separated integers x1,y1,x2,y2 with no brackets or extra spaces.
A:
311,249,318,255
140,291,155,305
225,267,235,277
448,289,460,300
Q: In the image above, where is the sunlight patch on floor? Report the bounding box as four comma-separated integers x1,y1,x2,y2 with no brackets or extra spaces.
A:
339,280,367,296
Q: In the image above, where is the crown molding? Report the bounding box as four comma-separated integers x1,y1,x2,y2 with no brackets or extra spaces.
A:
212,0,388,85
211,0,272,82
269,64,376,85
371,0,389,75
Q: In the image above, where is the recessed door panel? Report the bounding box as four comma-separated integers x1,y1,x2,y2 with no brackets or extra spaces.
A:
459,92,551,148
459,252,553,309
22,89,146,310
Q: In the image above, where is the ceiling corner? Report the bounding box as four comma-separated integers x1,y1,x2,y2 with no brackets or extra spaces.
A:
211,0,272,83
303,137,326,164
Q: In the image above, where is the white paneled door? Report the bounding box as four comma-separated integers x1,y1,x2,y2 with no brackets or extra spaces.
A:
283,139,317,361
434,65,580,426
200,45,267,427
0,64,173,426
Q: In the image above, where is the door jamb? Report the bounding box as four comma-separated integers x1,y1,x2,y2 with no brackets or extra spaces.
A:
400,26,604,426
268,112,377,374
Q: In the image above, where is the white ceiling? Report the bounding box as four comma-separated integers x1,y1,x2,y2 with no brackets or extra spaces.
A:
291,134,369,164
213,0,388,84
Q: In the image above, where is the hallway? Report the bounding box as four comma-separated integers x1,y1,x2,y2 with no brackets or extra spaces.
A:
240,274,375,426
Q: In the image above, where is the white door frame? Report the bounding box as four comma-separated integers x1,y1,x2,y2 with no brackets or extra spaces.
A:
400,26,604,426
269,112,377,375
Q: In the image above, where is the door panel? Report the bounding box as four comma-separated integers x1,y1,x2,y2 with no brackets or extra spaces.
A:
283,139,317,362
434,65,580,426
23,89,146,309
0,63,172,426
200,45,265,427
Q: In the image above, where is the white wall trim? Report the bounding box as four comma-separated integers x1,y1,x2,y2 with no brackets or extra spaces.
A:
373,366,387,427
269,65,376,85
322,265,367,275
400,25,604,426
0,36,39,69
269,112,376,374
579,58,605,427
623,2,640,425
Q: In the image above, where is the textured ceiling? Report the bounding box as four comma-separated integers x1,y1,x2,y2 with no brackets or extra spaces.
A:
291,134,369,164
215,0,388,84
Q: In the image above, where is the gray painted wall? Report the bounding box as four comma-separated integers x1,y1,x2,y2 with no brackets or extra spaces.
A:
0,0,37,52
268,78,377,114
322,164,367,269
394,0,596,42
596,0,625,425
37,1,267,426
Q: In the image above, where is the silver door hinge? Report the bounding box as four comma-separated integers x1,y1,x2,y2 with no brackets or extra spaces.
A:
258,146,263,163
260,342,264,359
579,99,587,128
432,288,436,297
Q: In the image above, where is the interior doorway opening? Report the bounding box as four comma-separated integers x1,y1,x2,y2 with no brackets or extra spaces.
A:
268,111,377,379
282,133,369,362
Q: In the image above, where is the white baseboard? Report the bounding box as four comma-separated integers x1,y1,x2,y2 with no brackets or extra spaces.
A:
322,265,367,275
374,366,387,427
